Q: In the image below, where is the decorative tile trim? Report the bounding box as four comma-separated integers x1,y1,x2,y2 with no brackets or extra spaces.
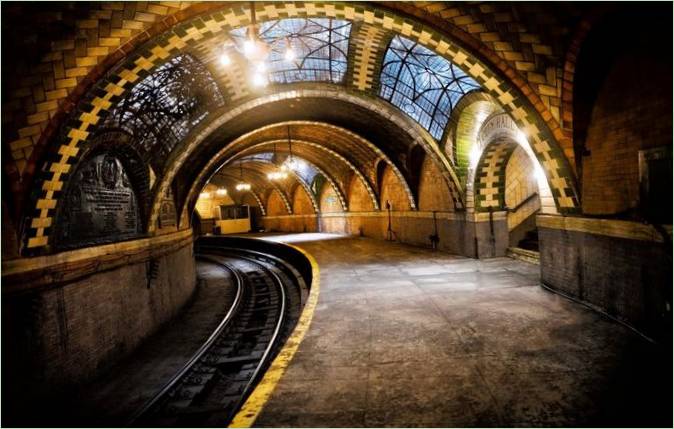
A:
474,138,518,211
537,215,673,243
23,2,580,252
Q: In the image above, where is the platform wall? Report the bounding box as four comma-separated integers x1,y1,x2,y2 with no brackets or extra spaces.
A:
261,211,509,258
537,215,672,341
2,230,197,412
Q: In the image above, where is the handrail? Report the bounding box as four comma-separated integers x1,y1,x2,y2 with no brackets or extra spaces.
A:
506,192,539,213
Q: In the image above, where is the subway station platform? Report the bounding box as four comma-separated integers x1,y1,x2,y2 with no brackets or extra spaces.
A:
43,234,668,427
248,234,667,427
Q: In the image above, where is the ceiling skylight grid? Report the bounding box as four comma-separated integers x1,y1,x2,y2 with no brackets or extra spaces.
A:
379,35,480,140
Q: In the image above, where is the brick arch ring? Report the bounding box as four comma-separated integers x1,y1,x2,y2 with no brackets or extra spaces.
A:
230,157,321,216
467,112,557,215
25,2,580,250
175,120,415,231
231,139,367,213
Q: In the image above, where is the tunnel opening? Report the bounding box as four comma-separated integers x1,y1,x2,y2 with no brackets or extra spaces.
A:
2,2,671,427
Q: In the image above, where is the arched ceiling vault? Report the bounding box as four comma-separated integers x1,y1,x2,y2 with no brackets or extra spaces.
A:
15,2,583,253
167,92,444,215
208,175,267,216
232,144,356,211
217,165,293,215
227,159,320,215
176,118,425,232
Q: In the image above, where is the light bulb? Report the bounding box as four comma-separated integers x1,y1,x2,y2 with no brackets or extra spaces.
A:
255,61,266,73
243,39,257,58
219,53,231,66
252,72,268,87
285,47,295,61
216,188,228,196
199,192,211,199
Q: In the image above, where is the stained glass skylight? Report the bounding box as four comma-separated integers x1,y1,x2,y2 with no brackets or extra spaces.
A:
379,35,480,140
231,18,351,84
103,54,223,172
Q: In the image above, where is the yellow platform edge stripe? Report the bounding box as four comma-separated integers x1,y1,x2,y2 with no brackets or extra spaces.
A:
228,244,321,428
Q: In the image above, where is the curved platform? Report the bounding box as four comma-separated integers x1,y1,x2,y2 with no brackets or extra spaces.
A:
247,234,668,427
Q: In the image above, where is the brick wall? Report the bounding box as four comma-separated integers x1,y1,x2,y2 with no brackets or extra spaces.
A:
418,156,454,211
580,30,672,215
348,175,375,211
539,221,671,341
292,187,314,215
379,165,411,210
505,146,540,232
319,184,343,213
2,241,196,409
266,190,287,217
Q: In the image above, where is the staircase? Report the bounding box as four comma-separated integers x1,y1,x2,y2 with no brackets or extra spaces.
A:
517,228,539,252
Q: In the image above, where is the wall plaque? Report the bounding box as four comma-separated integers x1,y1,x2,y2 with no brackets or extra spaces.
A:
58,153,140,246
159,188,177,228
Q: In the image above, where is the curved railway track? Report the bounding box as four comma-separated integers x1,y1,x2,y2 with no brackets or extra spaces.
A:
129,248,303,427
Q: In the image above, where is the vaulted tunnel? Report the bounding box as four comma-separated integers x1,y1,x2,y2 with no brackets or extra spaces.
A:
2,2,671,427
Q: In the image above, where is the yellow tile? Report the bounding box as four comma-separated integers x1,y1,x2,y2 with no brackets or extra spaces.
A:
27,235,49,248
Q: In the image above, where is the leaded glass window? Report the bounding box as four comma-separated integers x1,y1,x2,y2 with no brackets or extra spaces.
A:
379,35,480,140
231,18,351,84
103,54,224,173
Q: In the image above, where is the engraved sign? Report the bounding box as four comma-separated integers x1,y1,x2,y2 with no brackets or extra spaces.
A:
477,113,518,148
159,188,177,228
58,153,140,246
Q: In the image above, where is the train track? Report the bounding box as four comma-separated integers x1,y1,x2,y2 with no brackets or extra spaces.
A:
129,249,301,427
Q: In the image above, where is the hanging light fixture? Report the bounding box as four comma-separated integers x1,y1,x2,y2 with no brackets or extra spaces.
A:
243,1,270,87
236,159,251,191
216,187,228,196
283,125,299,171
283,36,295,62
267,142,288,181
219,51,231,67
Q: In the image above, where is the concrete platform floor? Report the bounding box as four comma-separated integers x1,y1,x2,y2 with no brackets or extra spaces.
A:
252,234,670,427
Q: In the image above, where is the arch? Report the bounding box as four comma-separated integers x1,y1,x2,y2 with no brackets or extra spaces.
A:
444,91,501,183
215,165,292,215
472,137,519,212
207,174,267,216
380,164,412,211
173,115,425,232
22,2,580,252
468,113,557,215
418,155,455,212
266,189,291,216
505,146,541,233
319,182,344,214
164,93,432,234
235,156,320,215
234,138,375,211
291,183,316,215
347,174,376,212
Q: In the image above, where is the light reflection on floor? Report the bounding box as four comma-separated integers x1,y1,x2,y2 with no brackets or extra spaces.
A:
239,232,349,244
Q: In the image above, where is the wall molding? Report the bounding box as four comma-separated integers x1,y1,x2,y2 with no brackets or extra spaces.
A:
2,228,194,294
262,210,507,222
537,215,672,243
